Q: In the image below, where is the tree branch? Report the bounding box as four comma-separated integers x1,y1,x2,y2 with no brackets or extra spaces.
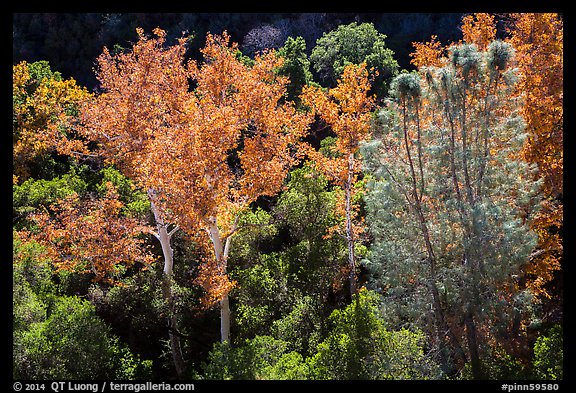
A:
167,224,180,238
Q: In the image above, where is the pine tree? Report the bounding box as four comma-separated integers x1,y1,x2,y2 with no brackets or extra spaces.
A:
362,41,540,378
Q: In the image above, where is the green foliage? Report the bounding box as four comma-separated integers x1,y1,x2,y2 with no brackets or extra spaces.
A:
13,231,58,303
234,48,255,67
13,238,152,380
13,164,150,227
229,209,283,335
14,294,152,380
13,269,47,334
487,40,514,72
203,289,440,380
88,264,209,377
96,166,150,218
449,43,481,77
229,207,277,263
277,36,313,104
319,136,342,159
459,345,529,380
263,351,311,380
202,336,301,380
24,60,63,90
272,165,348,299
91,269,166,335
308,288,441,380
484,345,529,380
13,166,88,226
222,165,351,373
533,325,563,380
270,295,322,356
232,252,289,338
310,22,399,97
229,165,346,341
275,165,338,240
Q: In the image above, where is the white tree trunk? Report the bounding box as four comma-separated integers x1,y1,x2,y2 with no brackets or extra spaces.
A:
208,219,233,343
345,153,357,296
148,190,185,376
220,294,231,343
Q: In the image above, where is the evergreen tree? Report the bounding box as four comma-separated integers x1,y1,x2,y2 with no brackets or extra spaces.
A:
277,36,314,104
310,22,398,98
362,41,540,378
13,234,152,380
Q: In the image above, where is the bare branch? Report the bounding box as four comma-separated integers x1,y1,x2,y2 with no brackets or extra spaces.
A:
167,224,180,238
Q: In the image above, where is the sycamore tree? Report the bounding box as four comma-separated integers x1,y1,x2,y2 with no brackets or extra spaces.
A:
159,31,311,345
80,28,193,375
362,40,540,379
81,28,310,353
25,182,154,284
301,63,374,297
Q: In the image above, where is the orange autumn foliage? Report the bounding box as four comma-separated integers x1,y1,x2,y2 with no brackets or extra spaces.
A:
81,28,311,307
301,63,374,194
460,13,497,50
13,61,92,183
167,32,311,233
80,27,190,190
24,182,155,284
410,13,496,70
507,13,563,298
301,63,374,293
410,35,445,69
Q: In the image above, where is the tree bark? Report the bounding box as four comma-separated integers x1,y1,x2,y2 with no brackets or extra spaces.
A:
401,101,466,374
465,307,483,379
208,219,233,343
220,294,231,343
149,191,185,377
345,152,357,297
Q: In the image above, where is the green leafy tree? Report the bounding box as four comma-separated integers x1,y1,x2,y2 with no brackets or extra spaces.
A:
231,252,290,338
201,289,440,380
227,165,346,351
273,165,347,298
14,294,152,380
462,345,529,380
533,325,563,380
310,22,399,97
270,295,323,357
13,235,152,380
201,335,302,380
307,288,441,380
277,36,314,104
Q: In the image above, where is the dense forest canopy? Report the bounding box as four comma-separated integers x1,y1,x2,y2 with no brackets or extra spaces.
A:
12,12,563,382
